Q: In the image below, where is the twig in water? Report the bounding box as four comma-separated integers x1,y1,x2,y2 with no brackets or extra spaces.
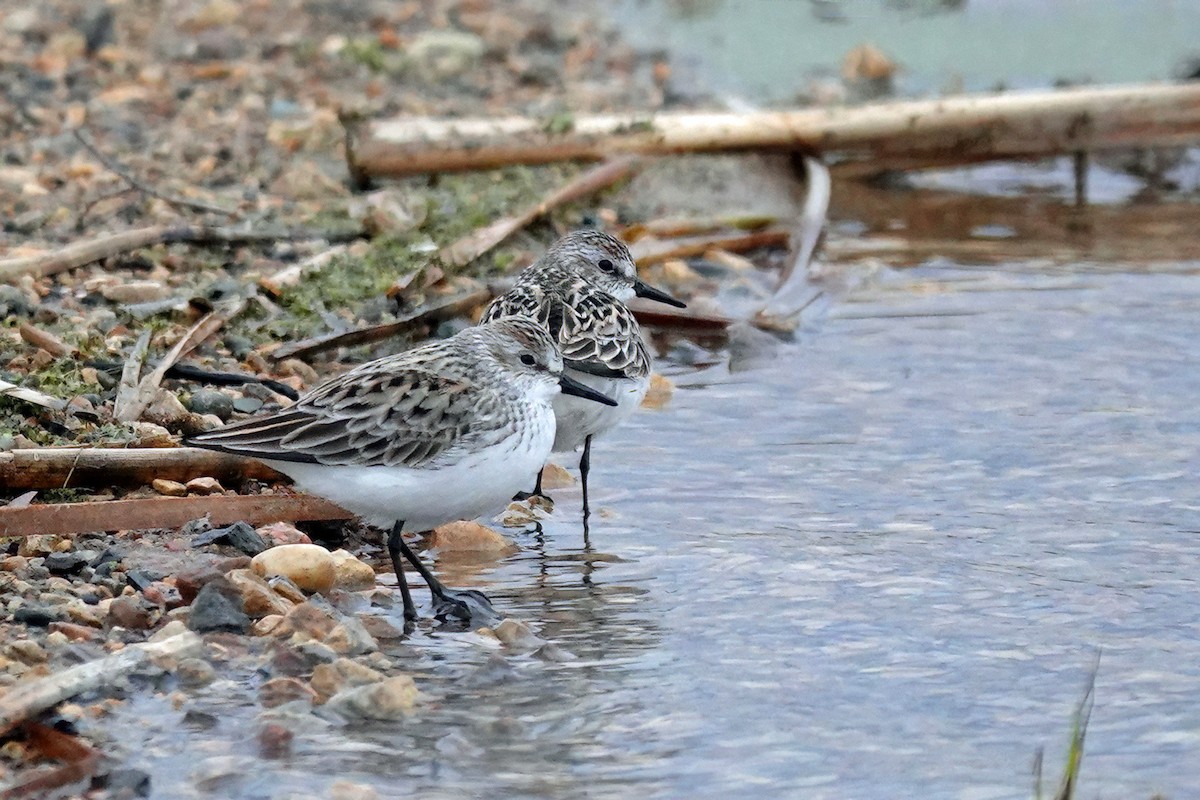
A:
71,127,237,217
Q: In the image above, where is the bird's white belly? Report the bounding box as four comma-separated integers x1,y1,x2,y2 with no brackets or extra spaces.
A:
264,415,554,531
551,369,647,452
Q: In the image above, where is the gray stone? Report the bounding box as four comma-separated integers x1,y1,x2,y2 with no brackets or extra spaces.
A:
186,390,235,421
187,578,250,634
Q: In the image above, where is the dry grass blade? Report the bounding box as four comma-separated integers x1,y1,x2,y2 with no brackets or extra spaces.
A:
0,378,68,412
111,328,152,422
260,244,350,295
115,306,241,423
439,156,643,268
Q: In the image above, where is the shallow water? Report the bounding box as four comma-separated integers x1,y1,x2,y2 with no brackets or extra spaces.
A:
106,260,1200,799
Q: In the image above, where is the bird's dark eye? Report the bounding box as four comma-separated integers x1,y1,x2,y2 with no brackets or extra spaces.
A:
520,354,537,366
598,258,615,273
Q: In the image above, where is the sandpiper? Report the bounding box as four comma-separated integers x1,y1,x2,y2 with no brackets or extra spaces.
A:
187,317,616,623
481,230,685,521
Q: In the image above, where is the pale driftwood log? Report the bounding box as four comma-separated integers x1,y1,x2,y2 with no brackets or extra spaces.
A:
0,447,285,491
0,632,203,735
345,82,1200,178
0,493,352,537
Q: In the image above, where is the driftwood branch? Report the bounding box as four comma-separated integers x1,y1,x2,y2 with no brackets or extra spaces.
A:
0,493,351,537
72,127,237,217
0,632,203,735
438,156,643,267
0,224,366,283
0,447,286,491
271,288,493,361
345,82,1200,178
629,229,791,266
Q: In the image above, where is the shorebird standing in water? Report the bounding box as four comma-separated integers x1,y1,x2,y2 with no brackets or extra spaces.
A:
482,230,685,524
188,318,616,623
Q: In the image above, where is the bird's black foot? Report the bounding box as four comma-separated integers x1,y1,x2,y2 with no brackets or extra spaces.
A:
512,489,554,504
431,587,498,627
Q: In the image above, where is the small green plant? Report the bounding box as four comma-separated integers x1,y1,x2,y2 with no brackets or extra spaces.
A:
1035,653,1099,800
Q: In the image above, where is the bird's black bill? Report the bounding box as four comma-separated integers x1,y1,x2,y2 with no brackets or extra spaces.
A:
633,279,687,308
559,374,618,406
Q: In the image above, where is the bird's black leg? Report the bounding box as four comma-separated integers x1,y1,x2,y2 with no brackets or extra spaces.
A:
393,531,496,624
580,435,593,521
513,468,551,503
386,522,418,623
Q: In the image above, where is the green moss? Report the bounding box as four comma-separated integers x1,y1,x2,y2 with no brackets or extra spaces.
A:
340,38,407,76
542,112,575,135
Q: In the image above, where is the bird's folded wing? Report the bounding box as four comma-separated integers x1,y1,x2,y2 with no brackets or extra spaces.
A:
188,366,483,468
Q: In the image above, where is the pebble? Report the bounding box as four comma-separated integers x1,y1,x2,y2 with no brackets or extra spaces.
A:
226,569,294,619
256,521,312,546
232,396,263,414
108,596,155,630
358,614,404,642
186,390,235,421
251,545,335,593
7,640,47,664
0,284,36,317
429,521,517,554
95,768,152,798
152,478,188,497
174,564,223,604
490,618,544,650
251,614,284,636
540,463,577,489
409,29,484,82
329,549,375,591
325,618,378,656
1,556,28,573
191,521,267,556
13,605,58,627
259,676,317,708
176,657,216,687
100,281,169,304
185,476,224,496
267,575,307,604
48,621,97,641
310,657,385,702
18,535,62,557
150,620,190,642
324,675,419,721
257,723,293,760
279,601,337,640
187,578,250,634
641,373,675,409
329,781,381,800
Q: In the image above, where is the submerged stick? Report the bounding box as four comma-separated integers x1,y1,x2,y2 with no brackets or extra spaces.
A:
0,632,203,735
0,493,351,537
0,447,285,491
346,82,1200,178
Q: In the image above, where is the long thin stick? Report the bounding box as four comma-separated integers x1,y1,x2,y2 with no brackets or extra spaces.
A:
271,288,493,361
0,493,351,537
345,82,1200,177
0,447,285,490
439,156,643,267
0,632,203,735
0,225,366,283
72,128,236,217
